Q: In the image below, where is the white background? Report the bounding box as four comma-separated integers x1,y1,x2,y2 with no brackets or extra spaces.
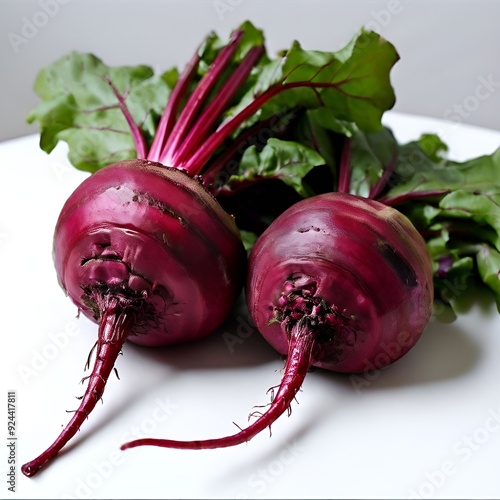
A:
1,1,500,499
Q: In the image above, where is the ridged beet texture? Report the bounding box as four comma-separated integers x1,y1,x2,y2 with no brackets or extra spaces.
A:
54,159,245,346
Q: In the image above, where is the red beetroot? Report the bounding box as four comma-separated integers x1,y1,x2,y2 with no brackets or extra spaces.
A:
21,29,258,476
120,192,434,450
21,160,245,477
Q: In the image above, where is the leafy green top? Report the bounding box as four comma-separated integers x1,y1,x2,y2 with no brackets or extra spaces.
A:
28,22,397,174
27,20,500,314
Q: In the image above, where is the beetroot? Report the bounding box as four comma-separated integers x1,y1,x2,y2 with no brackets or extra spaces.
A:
53,160,244,348
21,30,258,477
120,192,433,450
21,161,245,476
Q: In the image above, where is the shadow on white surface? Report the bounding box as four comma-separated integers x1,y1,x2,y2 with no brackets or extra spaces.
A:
126,296,280,371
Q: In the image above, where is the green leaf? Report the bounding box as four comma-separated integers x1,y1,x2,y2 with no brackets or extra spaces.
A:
196,22,265,72
384,141,454,197
160,67,180,90
477,245,500,311
224,28,399,134
288,108,353,185
418,133,448,162
438,189,500,248
194,31,224,74
398,203,441,231
379,139,500,314
282,30,399,132
305,107,358,139
294,110,338,169
387,142,500,198
386,143,500,248
27,52,172,172
348,126,398,197
239,230,259,251
227,138,325,197
233,20,266,61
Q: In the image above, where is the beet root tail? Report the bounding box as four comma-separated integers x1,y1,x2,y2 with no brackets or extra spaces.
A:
22,299,132,477
121,320,317,451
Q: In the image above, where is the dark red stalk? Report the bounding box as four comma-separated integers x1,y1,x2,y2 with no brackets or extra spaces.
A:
121,320,317,451
379,189,450,206
369,151,397,199
159,30,244,165
170,45,266,172
202,112,295,189
182,80,343,176
337,137,351,193
147,48,201,162
201,118,275,189
21,297,134,477
103,76,147,159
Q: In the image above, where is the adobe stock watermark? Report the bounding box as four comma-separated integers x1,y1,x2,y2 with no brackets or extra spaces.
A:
236,440,306,497
222,312,257,354
7,0,72,54
61,396,179,499
408,405,500,499
443,74,500,125
345,0,404,57
213,0,243,21
364,0,403,33
348,276,469,394
431,277,469,321
17,322,82,385
50,160,78,183
349,329,415,394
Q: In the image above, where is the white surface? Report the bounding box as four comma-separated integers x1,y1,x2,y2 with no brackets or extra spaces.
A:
1,0,500,141
2,112,500,499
